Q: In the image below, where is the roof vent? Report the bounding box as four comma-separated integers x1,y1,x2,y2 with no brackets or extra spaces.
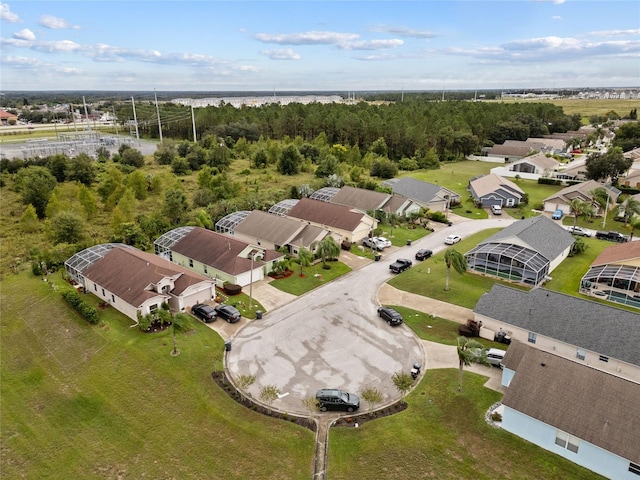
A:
540,363,546,367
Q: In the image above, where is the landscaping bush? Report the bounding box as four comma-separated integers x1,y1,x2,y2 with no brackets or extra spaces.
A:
61,289,99,324
224,283,242,295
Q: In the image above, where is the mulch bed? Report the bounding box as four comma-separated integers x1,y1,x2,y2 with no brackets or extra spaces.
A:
332,401,408,428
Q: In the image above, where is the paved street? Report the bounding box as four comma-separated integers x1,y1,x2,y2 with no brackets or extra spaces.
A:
225,217,514,414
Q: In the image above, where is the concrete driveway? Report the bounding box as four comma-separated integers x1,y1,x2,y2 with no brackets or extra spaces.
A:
225,218,515,414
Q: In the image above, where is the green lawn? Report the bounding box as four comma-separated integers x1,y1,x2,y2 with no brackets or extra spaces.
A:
328,369,604,480
0,270,314,479
268,260,352,296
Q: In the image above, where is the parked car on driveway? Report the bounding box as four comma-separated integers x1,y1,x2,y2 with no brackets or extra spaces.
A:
567,226,591,237
376,236,392,248
214,304,241,323
315,389,360,412
490,205,502,215
444,234,461,245
377,306,403,326
415,249,432,261
362,237,386,251
191,303,217,323
552,209,563,220
485,348,507,368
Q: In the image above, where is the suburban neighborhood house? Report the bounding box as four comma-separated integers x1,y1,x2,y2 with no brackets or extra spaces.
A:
154,226,284,287
216,209,329,254
380,177,460,212
285,197,378,244
490,152,560,181
0,109,18,125
500,341,640,480
319,185,421,218
64,244,216,322
580,241,640,309
465,216,574,286
543,180,620,216
468,173,526,208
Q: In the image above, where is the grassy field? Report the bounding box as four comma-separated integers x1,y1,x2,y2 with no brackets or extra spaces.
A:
0,270,314,479
495,98,640,123
327,369,604,480
268,260,352,295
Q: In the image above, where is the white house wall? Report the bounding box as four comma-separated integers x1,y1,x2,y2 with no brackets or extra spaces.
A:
84,277,167,322
547,246,571,273
502,407,637,480
491,166,542,181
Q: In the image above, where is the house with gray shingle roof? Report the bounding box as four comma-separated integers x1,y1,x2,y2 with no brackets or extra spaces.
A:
465,215,574,286
543,180,620,216
474,284,640,382
580,241,640,309
380,177,460,213
67,244,216,322
328,185,420,217
154,226,285,287
468,173,526,208
286,198,377,243
499,341,640,480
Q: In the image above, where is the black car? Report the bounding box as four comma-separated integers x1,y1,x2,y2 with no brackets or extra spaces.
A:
315,389,360,412
214,304,241,323
377,306,403,326
191,303,217,323
415,249,433,261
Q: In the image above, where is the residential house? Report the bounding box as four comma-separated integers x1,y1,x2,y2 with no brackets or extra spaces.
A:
486,144,536,163
465,215,574,286
154,226,285,287
490,152,560,181
219,209,329,254
380,177,460,213
0,109,18,125
468,173,526,208
65,243,216,322
554,157,589,182
474,284,640,383
621,169,640,189
328,185,421,217
285,197,377,244
500,341,640,480
542,180,620,216
580,241,640,309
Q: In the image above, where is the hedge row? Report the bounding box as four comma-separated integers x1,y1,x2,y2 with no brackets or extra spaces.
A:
61,290,99,324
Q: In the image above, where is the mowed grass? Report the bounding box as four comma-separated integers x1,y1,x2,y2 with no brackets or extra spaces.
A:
327,369,604,480
0,270,314,479
269,260,352,295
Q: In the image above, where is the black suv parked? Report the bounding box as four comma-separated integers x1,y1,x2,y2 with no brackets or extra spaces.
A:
214,304,241,323
191,304,217,323
315,389,360,412
377,306,403,326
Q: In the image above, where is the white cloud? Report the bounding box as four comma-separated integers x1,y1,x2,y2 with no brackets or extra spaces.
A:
552,16,562,20
39,14,80,30
255,31,359,45
339,39,403,50
260,48,301,60
0,3,19,22
370,25,436,39
587,28,640,37
13,28,35,41
1,54,81,74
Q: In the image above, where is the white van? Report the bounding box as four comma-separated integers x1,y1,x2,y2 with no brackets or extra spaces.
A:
490,205,502,215
486,348,506,368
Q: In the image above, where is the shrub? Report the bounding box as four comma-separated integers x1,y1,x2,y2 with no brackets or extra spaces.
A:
61,289,99,324
224,283,242,295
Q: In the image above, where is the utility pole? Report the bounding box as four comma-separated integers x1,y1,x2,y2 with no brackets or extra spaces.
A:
191,105,197,142
154,89,163,143
131,96,139,141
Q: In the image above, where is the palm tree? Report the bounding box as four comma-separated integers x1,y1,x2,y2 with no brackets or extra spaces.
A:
569,198,588,228
456,336,488,391
629,214,640,241
444,248,467,291
311,236,340,268
295,247,314,277
170,313,191,356
622,196,640,224
590,186,610,221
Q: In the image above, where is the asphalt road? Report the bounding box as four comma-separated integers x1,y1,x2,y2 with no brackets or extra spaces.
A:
226,217,515,415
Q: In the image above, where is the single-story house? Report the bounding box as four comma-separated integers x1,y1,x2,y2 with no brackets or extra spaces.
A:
500,341,640,480
328,185,421,218
380,177,460,212
527,137,567,153
0,109,18,125
465,215,574,286
623,146,640,162
542,180,620,216
485,144,536,163
216,209,329,254
286,197,377,244
468,173,526,208
474,284,640,383
554,158,588,182
154,226,285,287
621,169,640,189
65,243,216,322
580,241,640,309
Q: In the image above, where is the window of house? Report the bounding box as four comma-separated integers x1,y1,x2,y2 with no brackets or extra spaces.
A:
101,288,105,296
111,294,115,303
576,349,585,361
629,462,640,476
599,355,609,363
189,259,194,267
555,430,579,453
204,266,208,274
94,284,97,291
150,304,158,312
528,332,537,344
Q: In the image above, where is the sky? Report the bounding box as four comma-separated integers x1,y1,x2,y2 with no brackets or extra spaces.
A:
1,1,639,92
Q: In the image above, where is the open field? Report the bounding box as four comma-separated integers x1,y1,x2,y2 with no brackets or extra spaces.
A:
494,97,640,122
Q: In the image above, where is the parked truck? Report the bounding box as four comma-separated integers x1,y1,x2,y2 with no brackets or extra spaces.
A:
389,258,412,273
595,231,629,243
